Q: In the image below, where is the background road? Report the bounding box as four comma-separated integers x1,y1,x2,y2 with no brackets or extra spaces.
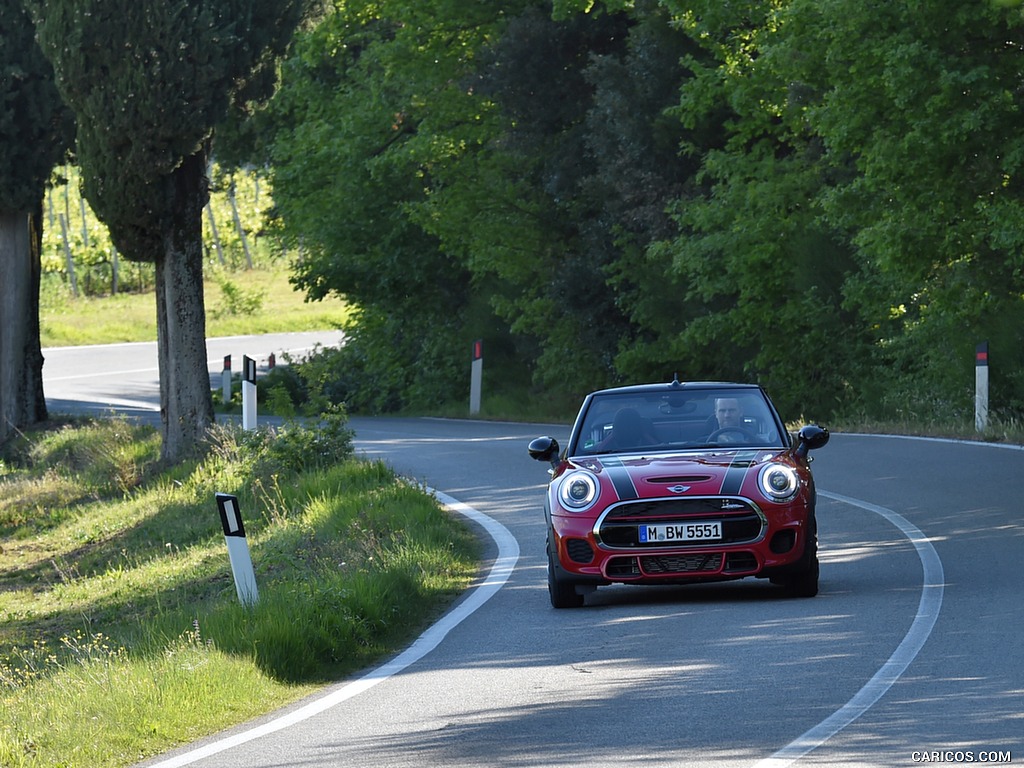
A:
42,331,346,422
42,343,1023,767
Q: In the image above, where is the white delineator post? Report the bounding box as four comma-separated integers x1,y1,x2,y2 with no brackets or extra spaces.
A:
215,493,259,607
470,339,483,416
975,341,989,433
242,354,257,431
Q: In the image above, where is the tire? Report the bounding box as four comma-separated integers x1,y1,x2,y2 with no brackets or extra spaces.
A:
778,514,819,598
547,537,585,609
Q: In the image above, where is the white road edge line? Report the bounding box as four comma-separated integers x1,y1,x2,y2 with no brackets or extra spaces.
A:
752,490,945,768
143,488,519,768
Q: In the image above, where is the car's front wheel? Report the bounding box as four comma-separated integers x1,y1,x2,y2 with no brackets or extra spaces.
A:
547,536,585,609
773,515,819,598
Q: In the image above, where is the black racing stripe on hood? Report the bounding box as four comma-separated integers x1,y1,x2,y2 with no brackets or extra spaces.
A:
600,456,639,501
720,451,759,496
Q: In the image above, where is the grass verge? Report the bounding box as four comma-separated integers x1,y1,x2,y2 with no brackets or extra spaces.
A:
0,416,479,767
40,265,349,348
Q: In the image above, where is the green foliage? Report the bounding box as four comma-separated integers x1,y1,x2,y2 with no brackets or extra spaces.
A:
200,409,353,486
41,166,154,295
211,276,265,318
266,1,684,410
257,364,307,411
653,19,869,416
0,0,74,212
41,164,282,299
29,0,312,262
263,0,528,412
28,0,315,460
261,405,354,474
783,0,1024,418
647,0,1024,420
425,5,639,390
253,0,1024,425
283,310,467,414
264,383,298,418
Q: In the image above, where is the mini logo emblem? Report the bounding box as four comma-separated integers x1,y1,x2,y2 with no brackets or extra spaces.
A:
667,485,690,494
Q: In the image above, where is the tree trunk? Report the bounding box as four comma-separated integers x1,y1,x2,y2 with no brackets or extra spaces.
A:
26,206,48,425
0,206,47,444
155,151,215,462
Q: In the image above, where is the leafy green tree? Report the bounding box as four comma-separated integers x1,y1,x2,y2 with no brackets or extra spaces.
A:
270,2,707,408
421,5,636,393
29,0,310,458
267,0,533,411
0,0,74,443
652,0,1024,421
551,0,633,18
785,0,1024,418
577,4,708,386
661,0,867,416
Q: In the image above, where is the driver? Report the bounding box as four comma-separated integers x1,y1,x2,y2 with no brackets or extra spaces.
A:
714,398,743,429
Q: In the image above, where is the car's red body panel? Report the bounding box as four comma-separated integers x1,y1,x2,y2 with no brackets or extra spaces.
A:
547,449,814,585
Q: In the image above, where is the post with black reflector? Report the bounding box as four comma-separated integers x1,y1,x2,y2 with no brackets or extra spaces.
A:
242,354,257,431
470,339,483,416
221,355,232,406
975,341,989,433
216,493,259,607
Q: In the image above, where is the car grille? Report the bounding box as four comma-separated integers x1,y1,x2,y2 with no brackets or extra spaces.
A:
641,553,722,574
605,551,760,579
597,497,764,548
602,497,757,519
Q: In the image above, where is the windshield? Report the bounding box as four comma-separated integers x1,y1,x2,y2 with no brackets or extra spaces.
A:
571,388,787,456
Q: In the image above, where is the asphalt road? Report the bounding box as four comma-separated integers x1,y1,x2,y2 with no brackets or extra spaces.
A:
40,342,1023,767
42,331,346,422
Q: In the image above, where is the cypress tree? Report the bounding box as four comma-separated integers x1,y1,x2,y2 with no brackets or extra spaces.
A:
0,0,74,443
29,0,309,459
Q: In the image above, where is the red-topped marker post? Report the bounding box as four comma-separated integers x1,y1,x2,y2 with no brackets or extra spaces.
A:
975,342,989,433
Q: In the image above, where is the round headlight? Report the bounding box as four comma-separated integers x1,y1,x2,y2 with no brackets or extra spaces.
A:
558,471,599,512
759,464,799,501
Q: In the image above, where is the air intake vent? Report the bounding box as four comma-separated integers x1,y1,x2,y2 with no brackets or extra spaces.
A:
724,552,758,573
640,553,722,574
566,538,595,564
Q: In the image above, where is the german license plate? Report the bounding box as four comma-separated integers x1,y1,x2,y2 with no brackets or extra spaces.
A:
638,521,722,544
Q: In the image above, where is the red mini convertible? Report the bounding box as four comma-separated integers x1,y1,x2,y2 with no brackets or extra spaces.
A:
529,380,829,608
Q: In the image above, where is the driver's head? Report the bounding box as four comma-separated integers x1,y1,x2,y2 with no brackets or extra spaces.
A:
715,398,742,428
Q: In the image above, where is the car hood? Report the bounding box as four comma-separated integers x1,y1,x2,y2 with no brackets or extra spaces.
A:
567,449,791,501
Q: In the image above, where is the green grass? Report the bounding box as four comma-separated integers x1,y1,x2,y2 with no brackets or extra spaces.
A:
823,408,1024,446
40,265,349,348
0,416,479,768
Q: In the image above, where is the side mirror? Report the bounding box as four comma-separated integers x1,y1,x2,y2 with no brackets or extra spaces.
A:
795,425,829,458
528,436,561,469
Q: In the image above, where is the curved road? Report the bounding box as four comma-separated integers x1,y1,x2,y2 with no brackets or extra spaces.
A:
41,343,1022,767
43,331,346,422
